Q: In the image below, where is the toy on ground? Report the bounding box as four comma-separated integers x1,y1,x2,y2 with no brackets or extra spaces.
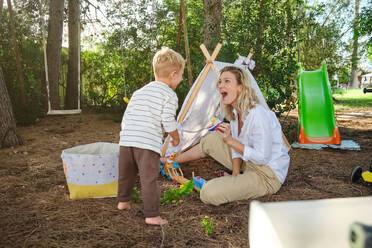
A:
215,168,243,177
160,153,207,190
363,88,372,94
193,172,206,190
350,165,372,184
349,222,372,248
297,61,341,144
208,118,223,131
160,152,185,183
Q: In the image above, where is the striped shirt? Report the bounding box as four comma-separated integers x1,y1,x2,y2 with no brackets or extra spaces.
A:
119,81,178,155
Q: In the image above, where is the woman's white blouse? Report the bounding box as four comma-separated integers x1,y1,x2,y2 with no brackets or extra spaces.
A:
230,104,290,183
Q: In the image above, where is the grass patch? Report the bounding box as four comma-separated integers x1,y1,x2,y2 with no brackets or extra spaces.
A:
332,88,372,110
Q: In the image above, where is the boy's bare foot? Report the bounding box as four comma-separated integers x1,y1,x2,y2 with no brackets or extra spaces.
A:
117,201,131,210
145,216,168,225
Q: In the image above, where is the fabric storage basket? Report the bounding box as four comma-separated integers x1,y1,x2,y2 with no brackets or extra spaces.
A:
61,142,119,199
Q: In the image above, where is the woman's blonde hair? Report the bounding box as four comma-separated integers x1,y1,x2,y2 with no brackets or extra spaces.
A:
153,47,185,78
218,66,260,121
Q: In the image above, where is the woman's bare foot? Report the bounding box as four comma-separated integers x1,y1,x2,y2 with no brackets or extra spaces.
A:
145,216,168,225
117,201,131,210
223,171,231,176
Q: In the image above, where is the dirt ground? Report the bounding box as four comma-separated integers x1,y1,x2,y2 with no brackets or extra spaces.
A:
1,107,371,248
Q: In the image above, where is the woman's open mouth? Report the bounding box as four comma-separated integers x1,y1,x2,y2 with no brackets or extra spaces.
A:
221,91,227,100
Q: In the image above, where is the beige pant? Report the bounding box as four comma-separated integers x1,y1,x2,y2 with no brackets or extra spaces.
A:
199,132,282,206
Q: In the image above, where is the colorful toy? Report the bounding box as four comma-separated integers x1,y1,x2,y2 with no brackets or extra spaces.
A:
208,118,223,131
193,176,206,190
160,153,186,184
192,173,206,190
160,153,207,191
350,165,372,184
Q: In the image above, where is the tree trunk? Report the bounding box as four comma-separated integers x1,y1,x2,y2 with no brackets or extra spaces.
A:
350,0,360,89
0,0,3,14
7,0,27,106
202,0,221,52
180,0,193,86
47,0,65,109
39,2,48,113
177,4,182,52
0,66,23,148
255,0,266,77
65,0,80,110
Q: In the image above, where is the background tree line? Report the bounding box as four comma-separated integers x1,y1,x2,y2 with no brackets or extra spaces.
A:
0,0,371,130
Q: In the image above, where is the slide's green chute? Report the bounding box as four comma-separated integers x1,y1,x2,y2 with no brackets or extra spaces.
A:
297,61,341,144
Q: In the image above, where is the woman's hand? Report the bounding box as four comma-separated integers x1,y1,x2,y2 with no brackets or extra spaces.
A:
171,137,180,146
216,123,233,144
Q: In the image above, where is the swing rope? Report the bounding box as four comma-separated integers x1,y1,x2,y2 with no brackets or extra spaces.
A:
40,0,81,115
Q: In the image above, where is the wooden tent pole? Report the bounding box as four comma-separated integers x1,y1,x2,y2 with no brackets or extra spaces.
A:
178,43,221,124
282,133,291,149
200,43,221,76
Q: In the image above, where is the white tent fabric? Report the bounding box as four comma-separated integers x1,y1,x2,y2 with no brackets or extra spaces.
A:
163,61,269,157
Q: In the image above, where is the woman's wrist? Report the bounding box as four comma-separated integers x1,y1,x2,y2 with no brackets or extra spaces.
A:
224,136,234,146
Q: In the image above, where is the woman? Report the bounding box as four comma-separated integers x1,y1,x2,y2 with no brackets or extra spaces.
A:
172,66,290,206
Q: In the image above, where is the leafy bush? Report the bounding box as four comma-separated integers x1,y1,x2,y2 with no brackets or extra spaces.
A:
0,11,46,125
160,179,194,205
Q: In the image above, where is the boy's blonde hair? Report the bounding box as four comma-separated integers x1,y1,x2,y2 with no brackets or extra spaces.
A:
217,66,260,121
153,47,185,78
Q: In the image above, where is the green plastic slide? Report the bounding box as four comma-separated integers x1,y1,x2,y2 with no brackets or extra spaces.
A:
297,61,341,144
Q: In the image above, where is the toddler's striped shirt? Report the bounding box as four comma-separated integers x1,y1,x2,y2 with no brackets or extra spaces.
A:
119,81,178,155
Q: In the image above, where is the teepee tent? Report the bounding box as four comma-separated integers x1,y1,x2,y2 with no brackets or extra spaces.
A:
160,44,290,186
162,43,289,158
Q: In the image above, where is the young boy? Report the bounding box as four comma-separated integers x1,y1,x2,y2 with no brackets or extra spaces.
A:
117,47,184,225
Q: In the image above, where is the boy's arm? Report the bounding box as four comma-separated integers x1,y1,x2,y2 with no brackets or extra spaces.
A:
168,129,180,146
161,95,178,134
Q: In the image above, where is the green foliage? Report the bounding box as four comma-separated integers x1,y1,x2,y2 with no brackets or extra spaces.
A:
79,115,85,123
297,1,349,75
200,216,216,235
160,179,194,205
131,187,142,203
81,49,125,110
2,0,370,124
82,0,191,112
94,0,301,116
359,4,372,46
222,0,299,114
0,8,46,125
